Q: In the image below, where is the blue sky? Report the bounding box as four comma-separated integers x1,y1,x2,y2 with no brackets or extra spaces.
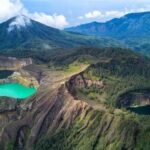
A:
22,0,150,25
0,0,150,29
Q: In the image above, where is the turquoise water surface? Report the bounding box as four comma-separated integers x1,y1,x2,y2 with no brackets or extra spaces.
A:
0,83,37,99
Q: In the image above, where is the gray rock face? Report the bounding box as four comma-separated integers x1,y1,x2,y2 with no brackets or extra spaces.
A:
0,56,32,70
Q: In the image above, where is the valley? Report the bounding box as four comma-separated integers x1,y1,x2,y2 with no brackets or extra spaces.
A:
0,47,150,150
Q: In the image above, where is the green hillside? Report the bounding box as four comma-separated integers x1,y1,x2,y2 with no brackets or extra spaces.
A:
49,47,150,108
34,47,150,150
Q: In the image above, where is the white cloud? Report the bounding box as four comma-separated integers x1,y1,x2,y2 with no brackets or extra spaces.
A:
79,7,150,21
79,10,124,20
78,16,84,19
8,15,31,32
30,12,68,29
0,0,27,22
0,0,69,29
85,10,102,19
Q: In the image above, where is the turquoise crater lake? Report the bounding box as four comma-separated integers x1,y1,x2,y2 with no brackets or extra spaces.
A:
0,83,37,99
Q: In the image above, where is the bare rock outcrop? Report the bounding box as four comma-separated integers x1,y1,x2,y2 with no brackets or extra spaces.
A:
0,56,32,70
66,73,104,98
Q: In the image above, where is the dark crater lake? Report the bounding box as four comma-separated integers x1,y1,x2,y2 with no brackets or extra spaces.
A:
0,70,14,79
128,105,150,115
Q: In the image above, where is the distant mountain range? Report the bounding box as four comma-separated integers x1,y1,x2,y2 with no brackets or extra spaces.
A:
66,12,150,56
0,15,121,53
1,12,150,59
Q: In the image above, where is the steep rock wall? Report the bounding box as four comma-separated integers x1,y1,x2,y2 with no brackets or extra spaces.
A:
0,56,32,70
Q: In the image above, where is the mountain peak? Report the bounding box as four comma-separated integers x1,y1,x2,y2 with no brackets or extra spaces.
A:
7,15,31,32
124,11,150,18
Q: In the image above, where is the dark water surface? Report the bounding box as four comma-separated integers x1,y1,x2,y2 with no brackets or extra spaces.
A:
0,70,13,79
128,105,150,115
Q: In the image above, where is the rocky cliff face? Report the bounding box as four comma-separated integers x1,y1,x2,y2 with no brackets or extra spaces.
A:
0,56,39,88
116,89,150,108
0,70,39,88
0,56,32,70
66,73,104,99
